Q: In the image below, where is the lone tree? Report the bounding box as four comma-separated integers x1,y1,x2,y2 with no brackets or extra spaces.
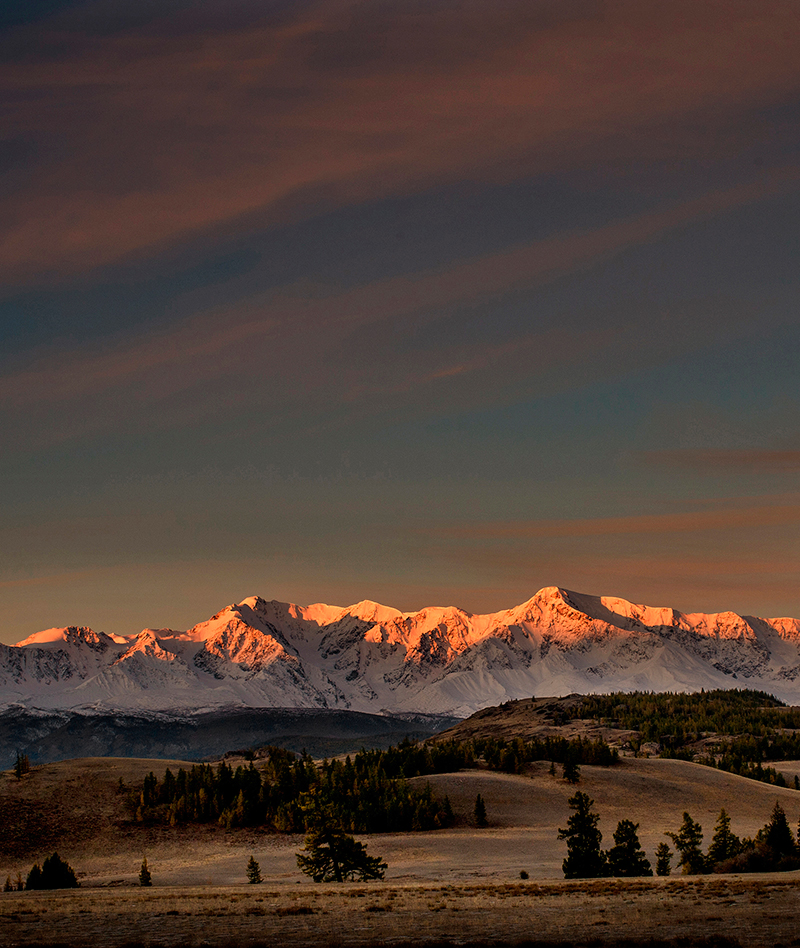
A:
558,791,606,879
655,842,673,876
474,794,488,827
296,795,386,883
562,759,581,784
667,813,705,874
246,856,262,884
13,751,30,781
707,809,741,866
139,858,152,887
606,819,652,877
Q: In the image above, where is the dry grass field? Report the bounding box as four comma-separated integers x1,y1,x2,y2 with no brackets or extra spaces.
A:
3,755,800,945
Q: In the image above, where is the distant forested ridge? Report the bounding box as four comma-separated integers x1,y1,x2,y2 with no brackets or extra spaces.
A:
577,689,796,743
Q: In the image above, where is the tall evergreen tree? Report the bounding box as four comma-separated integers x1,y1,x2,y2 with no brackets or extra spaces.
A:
558,791,606,878
667,813,705,874
474,794,488,827
655,842,672,876
606,820,652,877
707,809,741,866
562,759,581,784
139,858,152,887
760,802,796,858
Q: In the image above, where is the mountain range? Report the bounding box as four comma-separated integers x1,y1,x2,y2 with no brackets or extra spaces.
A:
3,586,800,716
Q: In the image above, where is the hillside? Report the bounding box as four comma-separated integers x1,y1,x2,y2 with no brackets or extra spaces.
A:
3,754,799,885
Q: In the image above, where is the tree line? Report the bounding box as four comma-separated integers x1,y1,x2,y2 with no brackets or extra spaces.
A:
559,792,800,878
130,735,618,834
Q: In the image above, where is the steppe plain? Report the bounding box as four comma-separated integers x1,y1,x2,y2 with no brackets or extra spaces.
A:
3,755,800,946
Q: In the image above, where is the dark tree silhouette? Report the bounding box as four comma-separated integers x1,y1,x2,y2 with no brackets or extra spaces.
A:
606,819,652,877
296,796,386,883
655,842,672,876
139,858,152,887
13,751,30,781
667,813,705,874
558,791,606,878
474,793,488,827
562,759,581,784
707,809,741,866
26,854,78,890
760,802,796,858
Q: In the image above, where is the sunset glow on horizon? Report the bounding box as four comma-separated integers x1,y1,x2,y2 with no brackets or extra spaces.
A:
1,1,800,642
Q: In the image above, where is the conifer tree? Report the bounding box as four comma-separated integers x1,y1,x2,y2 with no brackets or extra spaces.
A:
13,751,30,781
246,856,262,884
139,857,152,887
707,809,741,866
667,813,705,874
3,876,12,892
25,864,42,891
40,853,78,889
296,796,386,882
655,842,672,876
606,819,652,877
474,794,488,827
760,802,796,858
562,759,580,784
558,791,606,878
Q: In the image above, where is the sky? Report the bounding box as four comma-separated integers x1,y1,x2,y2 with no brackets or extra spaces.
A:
1,0,800,643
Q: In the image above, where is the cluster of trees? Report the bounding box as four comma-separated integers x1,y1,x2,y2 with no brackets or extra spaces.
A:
4,853,78,891
577,689,795,747
131,735,617,835
558,793,800,878
559,792,654,879
132,744,454,834
668,803,800,874
472,735,618,773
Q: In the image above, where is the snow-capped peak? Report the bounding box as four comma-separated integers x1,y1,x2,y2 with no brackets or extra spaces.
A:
5,587,800,715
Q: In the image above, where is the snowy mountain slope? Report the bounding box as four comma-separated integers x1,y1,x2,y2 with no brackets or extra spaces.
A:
3,586,800,715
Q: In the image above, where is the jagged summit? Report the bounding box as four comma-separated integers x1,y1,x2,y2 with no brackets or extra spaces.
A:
2,587,800,716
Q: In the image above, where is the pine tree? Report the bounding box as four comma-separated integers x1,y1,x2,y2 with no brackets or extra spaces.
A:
707,809,741,866
296,796,386,883
562,759,581,784
760,802,796,858
3,876,12,893
558,791,606,878
655,842,672,876
246,856,262,884
474,794,488,827
606,820,652,877
13,751,30,781
40,853,78,889
667,813,705,874
139,857,152,887
548,761,556,777
25,864,42,890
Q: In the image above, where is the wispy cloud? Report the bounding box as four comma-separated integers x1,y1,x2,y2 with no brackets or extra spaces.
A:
1,173,792,449
1,0,798,282
639,449,800,473
432,502,800,540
